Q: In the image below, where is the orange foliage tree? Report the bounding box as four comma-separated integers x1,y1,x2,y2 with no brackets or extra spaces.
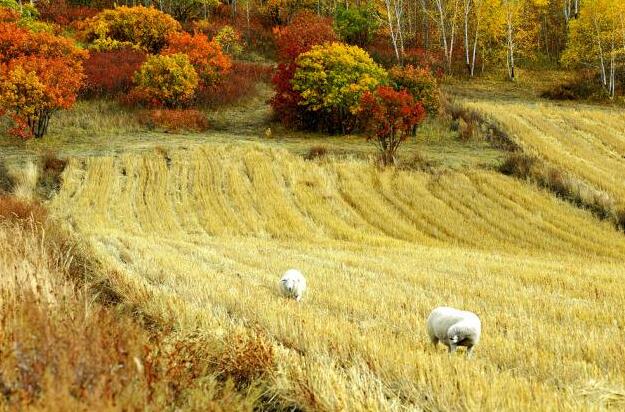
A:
0,22,87,139
161,32,231,86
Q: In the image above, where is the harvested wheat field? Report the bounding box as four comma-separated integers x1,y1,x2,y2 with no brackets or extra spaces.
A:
48,143,625,411
464,100,625,206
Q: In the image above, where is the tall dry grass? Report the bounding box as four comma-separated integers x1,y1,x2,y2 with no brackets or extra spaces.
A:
0,200,270,410
49,144,625,411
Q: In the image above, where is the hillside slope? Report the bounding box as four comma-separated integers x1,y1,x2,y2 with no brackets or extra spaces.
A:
49,144,625,411
464,99,625,206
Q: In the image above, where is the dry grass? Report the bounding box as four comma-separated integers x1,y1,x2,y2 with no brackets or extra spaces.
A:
0,201,264,411
48,143,625,411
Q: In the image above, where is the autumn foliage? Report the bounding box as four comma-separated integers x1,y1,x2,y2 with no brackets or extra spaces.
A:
270,12,337,128
0,22,87,138
389,65,440,115
292,42,387,133
82,48,146,97
82,6,181,53
131,54,199,108
360,86,426,166
162,32,231,86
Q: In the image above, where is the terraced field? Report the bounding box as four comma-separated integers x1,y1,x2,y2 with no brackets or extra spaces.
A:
50,144,625,411
464,100,625,205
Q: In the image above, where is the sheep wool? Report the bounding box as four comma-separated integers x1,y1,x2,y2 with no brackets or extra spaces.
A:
426,306,481,357
279,269,307,301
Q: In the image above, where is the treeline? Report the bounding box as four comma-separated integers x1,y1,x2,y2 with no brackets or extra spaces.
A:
38,0,625,97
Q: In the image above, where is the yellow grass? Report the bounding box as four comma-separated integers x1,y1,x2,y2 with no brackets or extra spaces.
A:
463,99,625,207
49,143,625,411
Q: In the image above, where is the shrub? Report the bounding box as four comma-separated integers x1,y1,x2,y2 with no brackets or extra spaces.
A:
360,86,426,166
81,48,146,97
270,11,337,128
198,61,272,107
292,42,388,133
139,109,209,132
81,6,181,53
273,11,337,63
37,0,97,26
162,32,231,86
389,65,440,116
132,54,199,108
214,25,243,56
334,4,378,46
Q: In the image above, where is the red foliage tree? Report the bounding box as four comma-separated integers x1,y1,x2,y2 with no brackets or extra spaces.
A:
82,48,146,97
359,86,426,166
270,11,337,128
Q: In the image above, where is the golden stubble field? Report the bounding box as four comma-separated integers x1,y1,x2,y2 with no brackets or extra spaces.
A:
464,99,625,206
48,142,625,411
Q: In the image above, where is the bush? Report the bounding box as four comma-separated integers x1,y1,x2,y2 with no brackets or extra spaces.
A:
334,4,378,46
139,109,209,132
270,11,337,128
389,65,440,116
198,61,272,107
81,48,146,97
273,11,337,63
292,42,388,133
360,86,426,166
81,6,181,53
37,0,97,25
162,32,231,86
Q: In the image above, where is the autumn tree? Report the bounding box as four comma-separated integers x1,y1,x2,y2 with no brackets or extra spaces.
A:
292,42,388,133
334,4,379,47
360,86,426,166
162,32,231,86
82,6,181,53
0,22,87,138
563,0,625,98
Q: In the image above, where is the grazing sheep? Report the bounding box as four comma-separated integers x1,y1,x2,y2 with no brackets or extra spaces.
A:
426,306,481,357
279,269,307,302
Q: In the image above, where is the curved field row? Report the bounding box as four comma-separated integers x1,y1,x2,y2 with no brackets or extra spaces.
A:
464,100,625,205
51,145,625,410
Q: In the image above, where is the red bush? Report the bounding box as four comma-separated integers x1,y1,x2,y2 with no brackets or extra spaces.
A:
139,109,209,132
270,11,337,128
198,61,272,107
38,0,98,26
360,86,426,165
273,11,337,62
81,48,146,97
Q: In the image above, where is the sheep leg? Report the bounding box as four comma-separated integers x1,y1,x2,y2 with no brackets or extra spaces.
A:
295,294,302,302
466,346,474,358
448,344,457,354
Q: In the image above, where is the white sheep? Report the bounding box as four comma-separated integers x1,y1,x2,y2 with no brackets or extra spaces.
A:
279,269,307,302
426,306,481,357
